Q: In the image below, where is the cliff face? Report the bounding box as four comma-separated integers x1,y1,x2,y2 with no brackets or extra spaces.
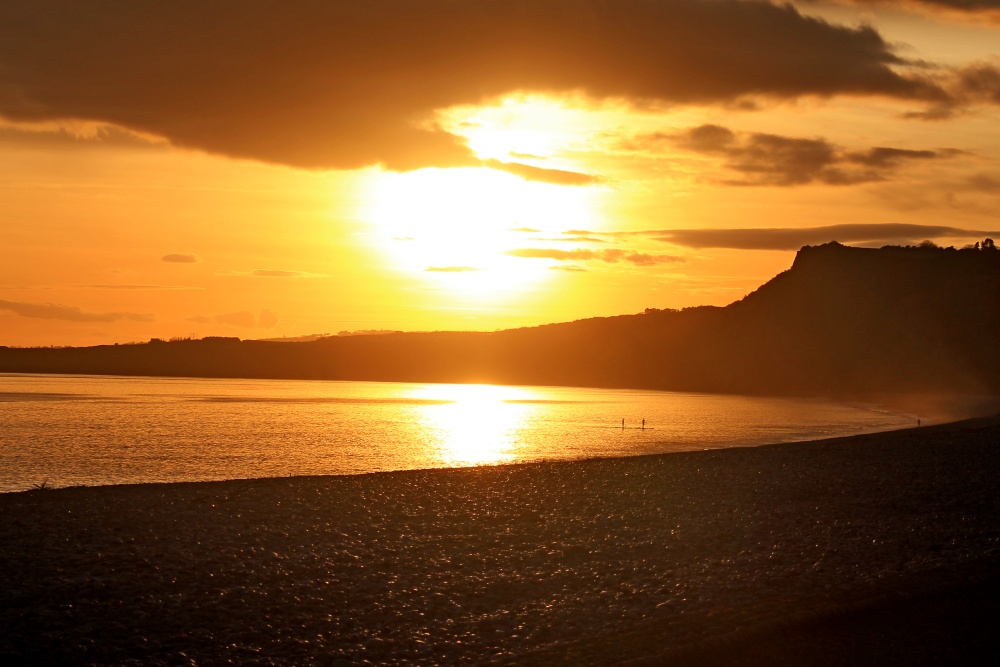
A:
714,243,1000,395
2,243,998,397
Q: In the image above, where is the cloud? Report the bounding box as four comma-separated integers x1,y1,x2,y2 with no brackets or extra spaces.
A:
83,284,202,290
530,235,609,243
641,223,998,250
258,309,278,329
250,270,310,278
821,1,1000,21
0,1,949,172
425,266,480,272
217,269,325,278
189,309,278,329
906,61,1000,119
966,173,1000,192
507,248,683,265
0,299,154,322
0,121,165,149
659,124,952,186
482,160,599,185
953,62,1000,105
161,253,200,264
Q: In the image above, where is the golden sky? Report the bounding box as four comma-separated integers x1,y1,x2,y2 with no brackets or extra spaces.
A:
1,0,999,346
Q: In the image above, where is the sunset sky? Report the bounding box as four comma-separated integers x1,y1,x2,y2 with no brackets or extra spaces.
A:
2,0,999,347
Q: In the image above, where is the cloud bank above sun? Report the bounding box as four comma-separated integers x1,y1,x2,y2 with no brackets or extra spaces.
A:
2,0,996,174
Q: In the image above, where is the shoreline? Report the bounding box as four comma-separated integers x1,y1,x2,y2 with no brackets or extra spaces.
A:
3,416,1000,665
6,372,971,495
2,405,993,497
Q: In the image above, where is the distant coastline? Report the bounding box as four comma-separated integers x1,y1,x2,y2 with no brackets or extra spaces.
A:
3,243,999,401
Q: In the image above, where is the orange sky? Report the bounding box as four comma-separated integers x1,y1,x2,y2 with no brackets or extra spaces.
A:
1,0,999,346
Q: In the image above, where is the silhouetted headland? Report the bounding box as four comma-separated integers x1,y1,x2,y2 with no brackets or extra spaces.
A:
3,242,999,397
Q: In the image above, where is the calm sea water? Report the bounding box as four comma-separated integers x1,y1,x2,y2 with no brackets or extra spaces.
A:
0,373,914,492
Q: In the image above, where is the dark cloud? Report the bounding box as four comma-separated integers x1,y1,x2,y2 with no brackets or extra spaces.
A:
507,248,683,265
661,125,951,186
161,253,200,264
954,63,1000,105
425,266,480,272
904,62,1000,119
845,147,942,167
642,223,998,250
482,160,599,185
0,299,154,322
0,1,946,172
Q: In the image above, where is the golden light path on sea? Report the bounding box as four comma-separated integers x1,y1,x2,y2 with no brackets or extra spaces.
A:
407,383,540,467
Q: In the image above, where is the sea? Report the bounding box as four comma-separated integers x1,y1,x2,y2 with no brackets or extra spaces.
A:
0,373,916,493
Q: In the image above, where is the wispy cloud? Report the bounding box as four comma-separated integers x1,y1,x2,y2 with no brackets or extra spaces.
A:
250,270,311,278
482,159,599,186
83,284,202,290
507,248,684,266
0,299,154,322
188,309,278,329
217,269,326,278
637,223,998,250
425,266,480,273
966,173,1000,192
825,1,1000,22
161,253,200,264
905,61,1000,119
530,234,609,243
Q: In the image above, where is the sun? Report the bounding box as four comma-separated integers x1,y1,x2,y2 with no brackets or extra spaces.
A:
357,96,608,304
362,166,600,295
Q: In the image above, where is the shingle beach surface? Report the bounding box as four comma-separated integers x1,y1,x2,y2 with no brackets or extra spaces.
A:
2,418,999,665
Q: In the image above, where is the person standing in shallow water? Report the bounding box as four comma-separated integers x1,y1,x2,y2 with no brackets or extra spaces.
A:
622,418,625,430
642,419,645,430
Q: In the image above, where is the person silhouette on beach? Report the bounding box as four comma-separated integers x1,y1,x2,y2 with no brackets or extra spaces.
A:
622,418,625,430
642,418,645,430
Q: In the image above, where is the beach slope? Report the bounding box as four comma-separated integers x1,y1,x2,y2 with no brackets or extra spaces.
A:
2,419,999,665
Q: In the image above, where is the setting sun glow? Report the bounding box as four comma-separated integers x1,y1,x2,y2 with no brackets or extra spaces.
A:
362,166,601,296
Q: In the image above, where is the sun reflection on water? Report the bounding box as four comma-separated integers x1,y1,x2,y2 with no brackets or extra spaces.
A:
408,384,539,467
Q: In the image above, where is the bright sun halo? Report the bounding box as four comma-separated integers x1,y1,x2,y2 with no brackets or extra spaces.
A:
360,97,604,299
363,166,598,295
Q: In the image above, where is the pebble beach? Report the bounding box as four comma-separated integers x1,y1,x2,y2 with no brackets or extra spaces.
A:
2,417,1000,666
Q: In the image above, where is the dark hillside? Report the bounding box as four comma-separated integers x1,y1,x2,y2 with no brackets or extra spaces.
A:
2,243,998,397
717,243,1000,394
